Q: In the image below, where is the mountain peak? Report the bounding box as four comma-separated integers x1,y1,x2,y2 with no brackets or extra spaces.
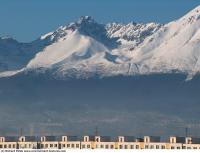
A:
67,16,98,31
77,16,94,24
66,16,119,49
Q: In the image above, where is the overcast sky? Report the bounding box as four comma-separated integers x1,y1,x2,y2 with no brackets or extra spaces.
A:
0,0,199,42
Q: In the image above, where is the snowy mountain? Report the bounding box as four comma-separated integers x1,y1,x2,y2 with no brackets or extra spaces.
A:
1,6,200,136
1,6,200,80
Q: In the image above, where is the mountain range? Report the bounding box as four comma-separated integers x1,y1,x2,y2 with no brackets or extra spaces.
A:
0,6,200,136
1,6,200,80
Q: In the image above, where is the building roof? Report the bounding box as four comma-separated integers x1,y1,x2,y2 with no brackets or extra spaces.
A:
135,138,144,142
42,136,60,141
4,136,19,142
145,136,161,142
118,136,136,142
95,136,111,142
20,136,40,142
190,137,200,144
169,136,185,143
62,136,78,141
82,136,96,141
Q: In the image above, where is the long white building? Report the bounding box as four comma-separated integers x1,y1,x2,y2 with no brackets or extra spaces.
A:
0,135,200,149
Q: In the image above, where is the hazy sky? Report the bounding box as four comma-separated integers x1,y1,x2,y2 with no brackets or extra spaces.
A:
0,0,199,42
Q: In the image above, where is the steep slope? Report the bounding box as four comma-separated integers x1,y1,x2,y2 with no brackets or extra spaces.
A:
27,31,110,68
131,5,200,79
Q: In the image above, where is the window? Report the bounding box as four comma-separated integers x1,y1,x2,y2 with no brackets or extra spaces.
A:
156,145,159,149
8,144,12,148
145,145,149,149
125,145,128,149
82,145,85,148
45,144,48,148
4,145,7,148
63,137,67,142
100,145,104,148
171,138,175,143
182,146,186,149
41,144,44,148
87,145,90,148
187,147,191,149
193,147,197,149
76,144,79,148
187,139,192,144
0,138,4,142
71,144,75,148
13,144,16,148
67,144,70,148
105,145,109,149
62,144,65,148
130,145,134,149
145,137,149,143
150,145,154,149
54,144,57,147
0,145,2,148
85,137,88,142
21,137,25,142
41,137,45,142
171,146,175,149
96,138,100,142
161,145,165,149
119,145,123,149
177,147,180,149
110,145,114,149
50,144,53,148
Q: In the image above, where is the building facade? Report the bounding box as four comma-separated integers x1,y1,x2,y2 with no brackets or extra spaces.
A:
0,135,200,149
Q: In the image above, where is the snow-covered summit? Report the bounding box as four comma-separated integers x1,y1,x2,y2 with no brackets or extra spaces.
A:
68,16,96,29
106,22,161,50
1,6,200,80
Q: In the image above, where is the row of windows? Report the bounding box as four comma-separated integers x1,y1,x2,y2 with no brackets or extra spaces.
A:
81,144,90,149
119,145,139,149
19,144,36,149
0,144,16,149
177,146,200,149
144,145,200,149
61,143,79,148
41,144,58,148
145,145,166,149
170,146,181,149
0,144,36,149
2,143,200,150
96,144,114,149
